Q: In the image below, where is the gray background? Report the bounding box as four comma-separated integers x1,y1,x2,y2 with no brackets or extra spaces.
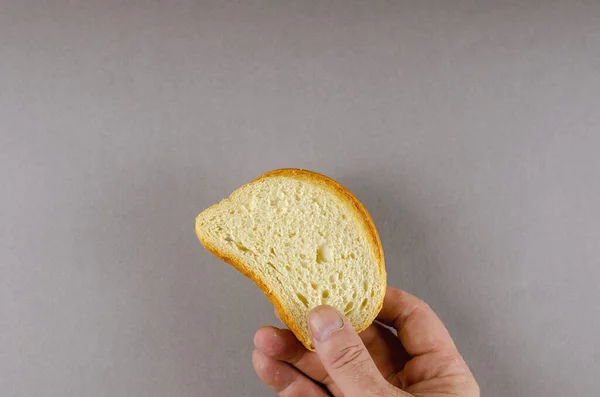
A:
1,1,599,396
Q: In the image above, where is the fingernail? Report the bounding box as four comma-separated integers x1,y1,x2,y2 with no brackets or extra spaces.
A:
308,306,344,342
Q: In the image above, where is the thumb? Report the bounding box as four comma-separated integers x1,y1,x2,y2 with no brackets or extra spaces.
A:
308,305,389,397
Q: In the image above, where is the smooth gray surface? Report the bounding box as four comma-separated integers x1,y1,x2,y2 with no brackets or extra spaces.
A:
1,1,599,396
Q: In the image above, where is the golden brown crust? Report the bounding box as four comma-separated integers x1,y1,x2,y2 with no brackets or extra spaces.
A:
195,168,386,350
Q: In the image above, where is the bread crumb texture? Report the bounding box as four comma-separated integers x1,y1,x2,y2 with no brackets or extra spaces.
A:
195,169,386,350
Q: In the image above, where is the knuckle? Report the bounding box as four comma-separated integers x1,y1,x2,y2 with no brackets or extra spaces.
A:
436,352,467,377
387,288,407,307
327,343,369,371
411,300,431,318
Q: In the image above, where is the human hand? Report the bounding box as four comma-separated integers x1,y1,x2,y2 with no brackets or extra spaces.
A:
252,286,479,396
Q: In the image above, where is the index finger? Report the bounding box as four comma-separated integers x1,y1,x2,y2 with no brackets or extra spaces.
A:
376,286,457,357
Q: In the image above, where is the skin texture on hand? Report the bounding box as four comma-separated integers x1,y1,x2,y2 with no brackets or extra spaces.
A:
252,286,480,397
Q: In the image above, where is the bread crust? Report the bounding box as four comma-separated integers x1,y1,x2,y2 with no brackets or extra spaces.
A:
195,168,386,350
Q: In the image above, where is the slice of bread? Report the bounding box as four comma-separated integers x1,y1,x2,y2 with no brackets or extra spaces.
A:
195,169,386,350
